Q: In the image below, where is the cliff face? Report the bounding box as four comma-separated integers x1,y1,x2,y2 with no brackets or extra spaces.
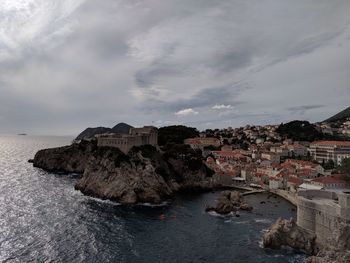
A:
263,218,350,263
32,142,217,204
33,140,96,173
306,219,350,263
262,218,316,254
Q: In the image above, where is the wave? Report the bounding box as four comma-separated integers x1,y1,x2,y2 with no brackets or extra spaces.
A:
136,202,169,207
254,219,272,224
85,196,121,206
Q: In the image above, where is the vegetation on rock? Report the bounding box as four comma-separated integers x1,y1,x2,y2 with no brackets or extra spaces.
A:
325,106,350,123
158,125,199,146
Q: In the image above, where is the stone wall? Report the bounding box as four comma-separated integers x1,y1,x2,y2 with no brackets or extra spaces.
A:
297,190,350,247
97,126,158,154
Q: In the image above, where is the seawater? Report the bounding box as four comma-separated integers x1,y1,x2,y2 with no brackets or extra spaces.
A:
0,135,305,263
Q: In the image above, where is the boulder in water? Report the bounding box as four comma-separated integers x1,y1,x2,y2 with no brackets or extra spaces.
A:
206,191,253,215
262,217,316,254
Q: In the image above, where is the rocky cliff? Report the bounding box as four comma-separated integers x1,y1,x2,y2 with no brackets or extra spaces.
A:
263,218,350,263
33,139,96,173
32,141,218,204
306,220,350,263
262,218,316,254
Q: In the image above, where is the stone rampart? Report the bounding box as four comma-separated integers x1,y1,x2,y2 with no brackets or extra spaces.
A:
296,190,350,247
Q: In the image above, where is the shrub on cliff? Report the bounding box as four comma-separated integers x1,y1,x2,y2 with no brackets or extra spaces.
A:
158,125,199,146
94,146,130,167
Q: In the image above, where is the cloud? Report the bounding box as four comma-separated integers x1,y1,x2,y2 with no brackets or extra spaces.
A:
212,104,233,110
175,108,199,116
287,105,324,115
0,0,350,134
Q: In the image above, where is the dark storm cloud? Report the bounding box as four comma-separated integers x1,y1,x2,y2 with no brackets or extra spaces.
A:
287,105,325,115
140,83,248,113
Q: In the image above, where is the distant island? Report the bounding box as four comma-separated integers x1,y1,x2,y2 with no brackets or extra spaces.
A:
17,133,27,136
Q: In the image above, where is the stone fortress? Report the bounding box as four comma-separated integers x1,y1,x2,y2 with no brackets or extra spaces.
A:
297,189,350,247
96,126,158,154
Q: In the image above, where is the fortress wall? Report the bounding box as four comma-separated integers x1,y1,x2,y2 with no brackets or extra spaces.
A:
298,190,336,199
297,199,317,232
297,198,338,245
297,191,350,247
97,127,158,154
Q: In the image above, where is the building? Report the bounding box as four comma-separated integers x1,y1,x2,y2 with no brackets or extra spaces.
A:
287,177,303,192
184,137,221,151
310,174,349,190
261,152,280,163
270,146,289,157
212,150,248,163
284,159,325,175
309,141,350,165
286,144,308,157
97,126,158,154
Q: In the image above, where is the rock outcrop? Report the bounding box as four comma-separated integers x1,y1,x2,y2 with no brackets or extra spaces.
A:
33,139,96,173
205,191,253,215
306,220,350,263
32,141,218,204
262,218,316,254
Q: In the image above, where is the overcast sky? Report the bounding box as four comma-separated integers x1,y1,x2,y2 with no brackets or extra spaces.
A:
0,0,349,135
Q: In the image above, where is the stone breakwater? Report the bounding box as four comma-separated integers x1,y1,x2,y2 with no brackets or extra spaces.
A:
32,140,221,204
263,190,350,263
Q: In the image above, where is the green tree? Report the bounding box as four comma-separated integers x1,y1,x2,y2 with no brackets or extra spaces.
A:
338,158,350,183
339,158,350,176
158,125,199,146
323,159,335,170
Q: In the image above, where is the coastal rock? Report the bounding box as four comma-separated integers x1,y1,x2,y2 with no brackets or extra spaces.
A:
262,217,316,254
74,147,173,204
33,139,96,173
33,141,218,204
306,221,350,263
206,191,253,215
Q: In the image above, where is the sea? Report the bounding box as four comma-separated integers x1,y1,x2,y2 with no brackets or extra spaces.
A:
0,135,305,263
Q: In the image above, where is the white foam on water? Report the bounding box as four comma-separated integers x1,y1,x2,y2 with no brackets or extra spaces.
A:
254,218,272,224
137,201,169,207
86,196,121,206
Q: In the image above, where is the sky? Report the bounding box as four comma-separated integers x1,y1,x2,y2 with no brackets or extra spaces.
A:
0,0,349,135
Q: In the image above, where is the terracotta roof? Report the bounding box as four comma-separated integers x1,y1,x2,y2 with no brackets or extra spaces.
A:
287,144,306,150
311,141,350,146
311,174,347,185
285,159,318,168
288,177,303,185
212,151,244,159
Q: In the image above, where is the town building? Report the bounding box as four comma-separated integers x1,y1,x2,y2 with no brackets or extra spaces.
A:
261,152,280,163
184,137,221,151
97,126,158,154
310,174,349,190
309,141,350,165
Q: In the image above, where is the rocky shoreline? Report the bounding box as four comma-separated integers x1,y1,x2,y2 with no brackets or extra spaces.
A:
263,217,350,263
32,140,222,204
